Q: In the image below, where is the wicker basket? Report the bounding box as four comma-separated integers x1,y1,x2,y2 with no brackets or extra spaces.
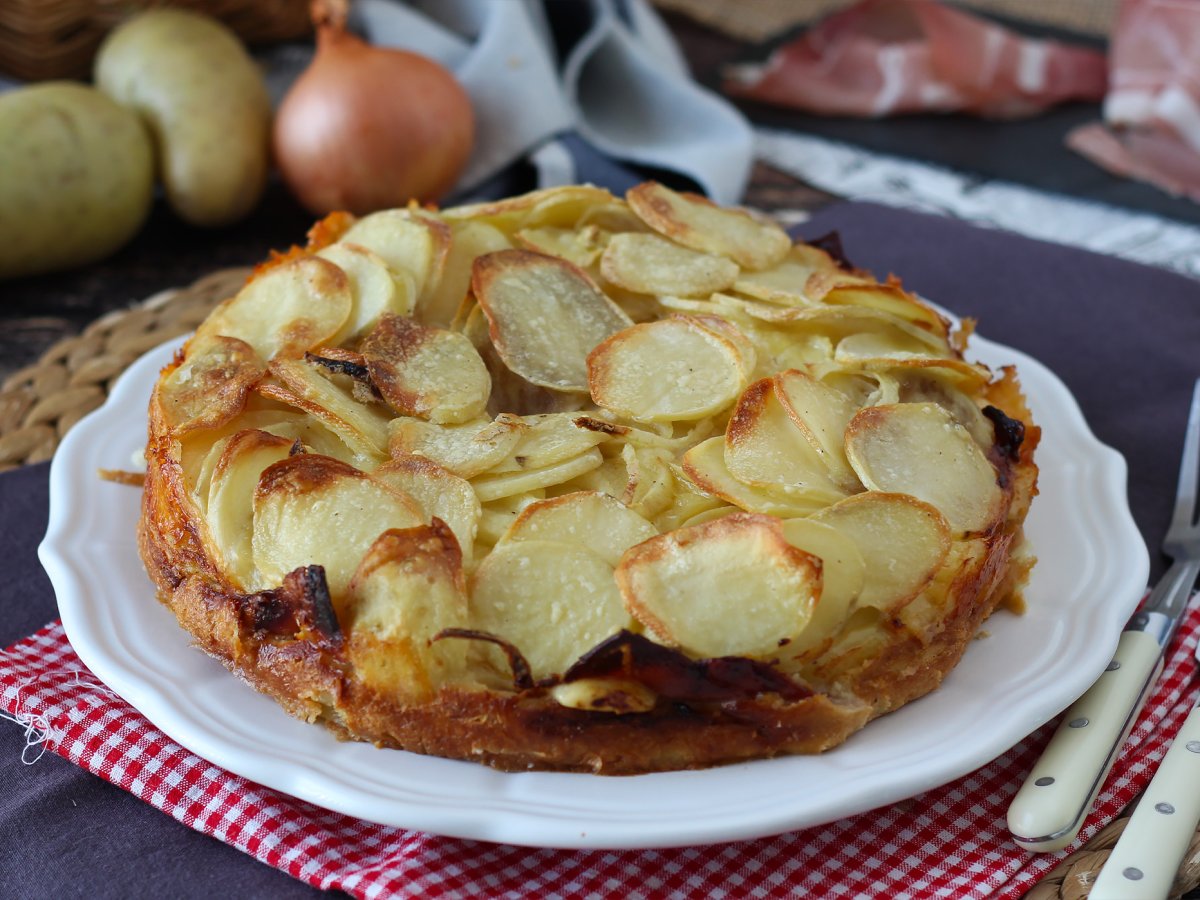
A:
0,0,311,82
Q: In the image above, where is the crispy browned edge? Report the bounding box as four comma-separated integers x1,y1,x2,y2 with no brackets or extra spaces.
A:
138,341,1040,777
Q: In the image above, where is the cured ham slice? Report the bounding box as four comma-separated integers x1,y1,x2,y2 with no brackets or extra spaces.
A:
723,0,1107,119
1068,0,1200,202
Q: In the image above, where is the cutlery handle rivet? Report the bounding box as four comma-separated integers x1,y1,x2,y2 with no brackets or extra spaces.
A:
1186,741,1200,753
1068,718,1089,728
1123,867,1145,881
1106,661,1121,672
1034,776,1055,786
1154,802,1175,814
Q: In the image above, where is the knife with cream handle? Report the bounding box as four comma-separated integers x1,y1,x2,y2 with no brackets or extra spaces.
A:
1007,379,1200,853
1089,676,1200,900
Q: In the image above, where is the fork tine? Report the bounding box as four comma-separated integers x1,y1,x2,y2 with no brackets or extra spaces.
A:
1168,379,1200,536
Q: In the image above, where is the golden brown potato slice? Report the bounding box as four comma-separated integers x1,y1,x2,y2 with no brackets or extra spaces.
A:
372,454,481,569
471,448,604,503
359,314,490,424
252,454,424,597
180,407,308,502
195,257,351,361
418,219,511,328
774,369,861,491
317,242,415,343
388,415,526,478
684,313,758,382
844,402,1004,534
615,512,820,658
338,208,450,305
724,379,850,502
475,493,544,546
343,522,470,696
626,182,791,271
443,184,615,233
599,233,739,297
157,335,265,435
731,243,844,305
487,412,608,474
621,445,677,520
681,436,833,517
501,490,656,566
206,429,296,589
516,224,609,268
810,491,951,611
587,316,747,422
469,539,632,680
777,518,866,659
821,284,948,339
261,357,391,462
473,249,632,391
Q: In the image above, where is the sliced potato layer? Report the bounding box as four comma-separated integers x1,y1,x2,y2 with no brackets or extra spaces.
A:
600,233,738,297
626,182,791,271
777,518,865,659
488,413,607,474
682,436,832,517
158,335,265,434
388,415,525,478
473,249,632,391
252,454,424,597
372,454,481,569
196,257,351,361
810,492,951,612
616,512,820,658
724,379,849,502
502,491,656,567
339,209,450,303
360,315,490,424
845,402,1003,534
774,369,860,490
344,522,470,695
469,539,632,680
588,317,747,422
206,429,296,589
318,242,414,343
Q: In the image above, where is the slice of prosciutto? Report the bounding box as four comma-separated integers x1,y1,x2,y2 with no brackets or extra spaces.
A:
723,0,1107,119
1068,0,1200,202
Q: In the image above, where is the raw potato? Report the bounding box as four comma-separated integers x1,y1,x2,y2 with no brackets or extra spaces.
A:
0,83,153,279
95,9,270,227
615,513,821,658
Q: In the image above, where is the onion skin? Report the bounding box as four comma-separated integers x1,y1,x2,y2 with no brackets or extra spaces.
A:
274,21,475,216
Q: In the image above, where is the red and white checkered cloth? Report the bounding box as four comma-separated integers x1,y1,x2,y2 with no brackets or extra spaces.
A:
2,612,1198,899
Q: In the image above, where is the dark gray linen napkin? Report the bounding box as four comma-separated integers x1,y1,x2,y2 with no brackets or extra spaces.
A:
2,201,1197,896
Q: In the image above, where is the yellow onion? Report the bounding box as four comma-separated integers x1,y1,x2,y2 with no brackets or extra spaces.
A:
274,0,475,215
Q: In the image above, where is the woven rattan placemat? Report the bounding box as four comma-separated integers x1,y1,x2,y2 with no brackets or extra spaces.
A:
2,269,1199,897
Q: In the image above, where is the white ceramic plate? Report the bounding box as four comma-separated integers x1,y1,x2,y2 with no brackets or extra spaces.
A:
42,333,1148,850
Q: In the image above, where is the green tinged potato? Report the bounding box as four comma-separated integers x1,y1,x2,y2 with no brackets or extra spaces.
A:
0,82,154,280
95,9,270,227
